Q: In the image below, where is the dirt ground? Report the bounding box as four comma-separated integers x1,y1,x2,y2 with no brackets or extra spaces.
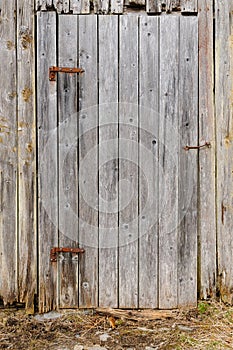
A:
0,301,233,350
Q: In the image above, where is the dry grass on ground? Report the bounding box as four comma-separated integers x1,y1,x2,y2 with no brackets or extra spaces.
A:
0,300,233,349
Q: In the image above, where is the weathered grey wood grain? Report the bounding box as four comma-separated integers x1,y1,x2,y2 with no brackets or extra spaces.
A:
198,0,216,300
71,0,90,13
111,0,124,13
78,15,98,307
94,0,109,13
58,15,79,308
159,16,179,309
215,0,233,304
181,0,197,12
178,16,198,307
138,16,159,308
98,16,119,307
53,0,63,13
63,0,70,12
0,0,18,306
119,15,139,308
146,0,161,13
37,12,58,313
17,0,37,314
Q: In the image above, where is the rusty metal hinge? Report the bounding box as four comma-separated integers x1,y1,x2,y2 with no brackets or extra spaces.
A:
50,247,85,262
183,141,211,151
49,66,85,81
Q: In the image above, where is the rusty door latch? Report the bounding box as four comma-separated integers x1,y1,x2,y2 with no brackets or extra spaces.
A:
50,247,85,262
49,66,85,81
183,141,211,151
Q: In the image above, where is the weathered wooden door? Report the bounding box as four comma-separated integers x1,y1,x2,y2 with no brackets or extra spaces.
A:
37,12,198,311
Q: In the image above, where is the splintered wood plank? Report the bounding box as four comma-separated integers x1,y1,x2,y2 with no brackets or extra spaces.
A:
198,0,216,300
37,12,58,313
181,0,197,12
63,0,70,13
17,0,37,314
98,16,118,307
178,16,198,307
138,16,159,308
119,15,139,308
215,0,233,304
146,0,161,13
70,0,90,13
0,0,17,306
94,0,109,14
159,16,179,309
58,15,79,308
111,0,124,14
78,15,98,307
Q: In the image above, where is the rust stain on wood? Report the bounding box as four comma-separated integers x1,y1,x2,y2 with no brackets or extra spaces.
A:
22,87,33,102
7,41,14,50
19,27,33,49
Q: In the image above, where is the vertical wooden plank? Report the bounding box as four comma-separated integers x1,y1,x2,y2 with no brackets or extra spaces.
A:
216,0,233,304
37,12,58,313
119,15,139,308
98,15,118,307
17,0,37,313
53,0,64,13
63,0,70,12
146,0,161,13
78,15,98,307
0,0,17,306
138,16,159,308
181,0,198,12
71,0,90,14
111,0,124,14
159,16,179,309
94,0,109,14
58,15,79,308
178,16,198,307
198,0,216,300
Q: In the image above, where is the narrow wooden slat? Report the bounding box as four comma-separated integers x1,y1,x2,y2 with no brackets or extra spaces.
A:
216,0,233,304
98,15,118,307
63,0,70,12
78,15,98,307
17,0,37,314
71,0,90,14
53,0,63,13
0,0,17,306
111,0,124,14
58,15,79,308
146,0,161,13
37,12,58,313
138,16,159,308
178,16,198,307
198,0,216,300
94,0,109,14
159,16,179,309
181,0,197,12
119,15,139,308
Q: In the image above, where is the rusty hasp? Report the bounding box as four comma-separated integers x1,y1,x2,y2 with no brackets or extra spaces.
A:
50,247,85,262
49,66,85,81
183,141,211,151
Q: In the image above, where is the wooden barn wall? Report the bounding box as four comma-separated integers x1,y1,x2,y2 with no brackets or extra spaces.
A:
0,0,232,312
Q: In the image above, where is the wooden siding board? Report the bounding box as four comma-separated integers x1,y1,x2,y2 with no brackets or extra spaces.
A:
78,15,98,307
181,0,197,12
138,16,159,308
159,16,179,309
58,15,79,308
94,0,109,14
0,0,18,306
98,15,119,307
198,0,216,300
119,15,139,308
37,12,58,312
17,0,37,313
146,0,162,13
71,0,90,14
111,0,124,14
178,16,198,307
216,0,233,304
